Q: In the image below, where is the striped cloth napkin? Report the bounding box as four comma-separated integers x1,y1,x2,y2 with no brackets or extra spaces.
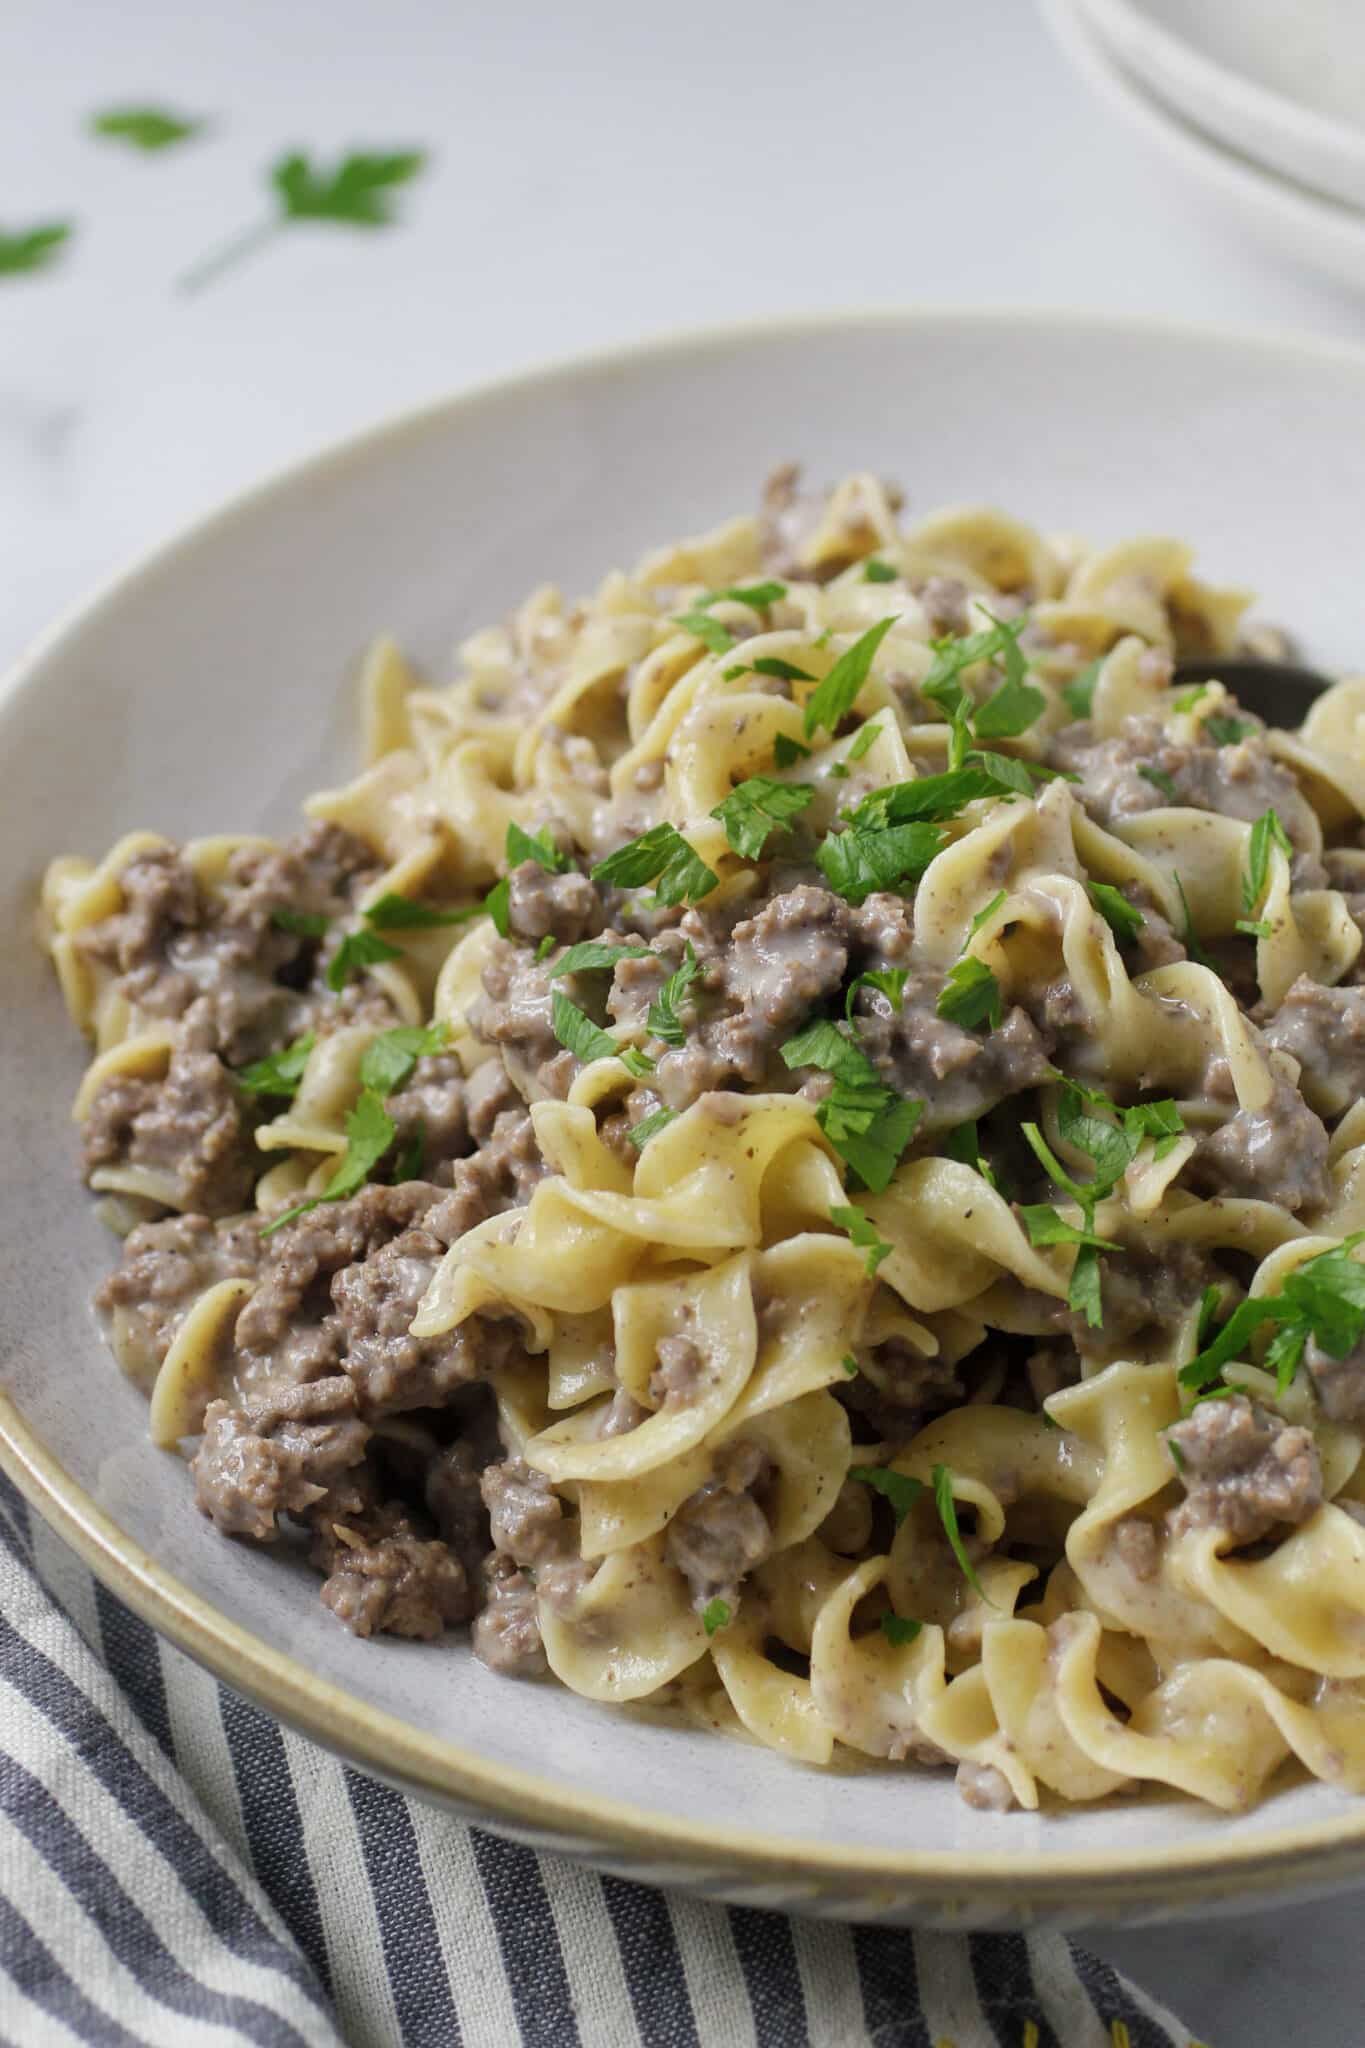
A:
0,1464,1197,2048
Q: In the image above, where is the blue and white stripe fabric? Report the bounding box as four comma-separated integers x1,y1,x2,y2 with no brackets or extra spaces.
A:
0,1468,1196,2048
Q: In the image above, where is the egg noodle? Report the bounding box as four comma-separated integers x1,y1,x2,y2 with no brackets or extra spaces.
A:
40,470,1365,1814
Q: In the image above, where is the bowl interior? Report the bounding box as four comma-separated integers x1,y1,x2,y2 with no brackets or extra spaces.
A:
7,310,1365,1913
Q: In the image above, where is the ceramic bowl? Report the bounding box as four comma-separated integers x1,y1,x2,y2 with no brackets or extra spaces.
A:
7,309,1365,1925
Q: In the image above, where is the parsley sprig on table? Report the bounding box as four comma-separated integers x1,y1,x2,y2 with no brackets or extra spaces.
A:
90,106,205,151
179,148,427,294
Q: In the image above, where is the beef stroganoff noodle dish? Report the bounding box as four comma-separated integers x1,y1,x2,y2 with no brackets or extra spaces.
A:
40,470,1365,1817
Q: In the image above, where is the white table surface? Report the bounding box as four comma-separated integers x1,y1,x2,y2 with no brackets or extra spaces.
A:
5,1,1365,2038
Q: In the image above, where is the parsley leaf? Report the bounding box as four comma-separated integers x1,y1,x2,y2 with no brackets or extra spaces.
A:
1174,872,1215,970
880,1612,923,1646
702,1597,731,1636
773,732,812,768
364,892,481,931
816,820,945,905
698,580,786,610
1019,1205,1119,1253
235,1033,315,1100
646,942,701,1047
863,558,898,583
552,941,654,978
974,667,1045,741
845,968,907,1021
749,656,816,684
180,149,426,293
936,958,1002,1032
932,1463,990,1601
1204,715,1255,747
711,776,815,860
840,1353,860,1377
1067,1242,1105,1330
482,880,512,938
1061,658,1102,719
847,722,883,762
392,1123,426,1183
1056,1082,1134,1193
90,107,204,151
260,1088,397,1237
0,222,73,276
1179,1233,1365,1393
1195,1284,1223,1350
271,906,330,938
1138,764,1178,801
851,762,1024,827
326,927,402,991
921,615,1031,725
358,1021,450,1097
674,610,736,655
831,1203,894,1276
1087,882,1144,945
941,1119,998,1190
551,991,653,1073
591,824,718,906
1171,683,1210,713
780,1020,920,1192
803,617,898,738
507,820,571,874
848,1465,925,1527
1239,808,1292,934
628,1106,678,1149
970,889,1008,936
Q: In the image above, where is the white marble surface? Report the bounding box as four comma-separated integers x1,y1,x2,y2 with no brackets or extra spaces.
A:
5,0,1365,2038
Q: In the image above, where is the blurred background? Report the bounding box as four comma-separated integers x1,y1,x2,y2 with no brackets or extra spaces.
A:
5,3,1365,2038
3,0,1363,670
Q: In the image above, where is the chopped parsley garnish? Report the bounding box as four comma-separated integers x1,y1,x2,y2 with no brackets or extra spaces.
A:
179,149,427,294
628,1106,678,1150
848,1464,925,1527
932,1463,990,1602
325,926,402,991
846,722,883,762
711,775,815,860
536,936,556,961
507,821,572,873
271,907,330,938
880,1612,923,1646
551,991,654,1074
698,580,786,610
1173,871,1215,970
590,824,718,906
1019,1206,1120,1253
1236,808,1292,939
773,732,812,768
235,1032,315,1100
1195,1284,1223,1350
358,1020,450,1097
936,958,1002,1032
363,892,481,931
970,889,1008,936
750,656,816,684
921,614,1039,736
941,1118,999,1190
1171,683,1210,714
830,1202,894,1276
1138,763,1178,801
816,820,946,905
1204,715,1255,747
781,1020,921,1192
552,941,654,978
702,1597,732,1636
973,666,1046,741
1180,1233,1365,1396
1061,658,1102,719
673,610,736,655
840,1353,860,1377
1087,882,1144,945
1166,1433,1187,1473
646,941,701,1047
803,616,898,739
844,968,907,1021
260,1089,397,1237
392,1124,426,1183
863,558,898,583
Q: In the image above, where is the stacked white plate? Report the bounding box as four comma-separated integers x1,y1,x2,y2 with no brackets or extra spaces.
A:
1042,0,1365,289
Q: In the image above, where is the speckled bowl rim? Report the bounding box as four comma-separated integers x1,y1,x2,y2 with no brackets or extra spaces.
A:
11,305,1365,1915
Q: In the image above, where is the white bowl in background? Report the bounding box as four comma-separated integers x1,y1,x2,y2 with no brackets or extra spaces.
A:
1043,0,1365,294
7,309,1365,1924
1075,0,1365,212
